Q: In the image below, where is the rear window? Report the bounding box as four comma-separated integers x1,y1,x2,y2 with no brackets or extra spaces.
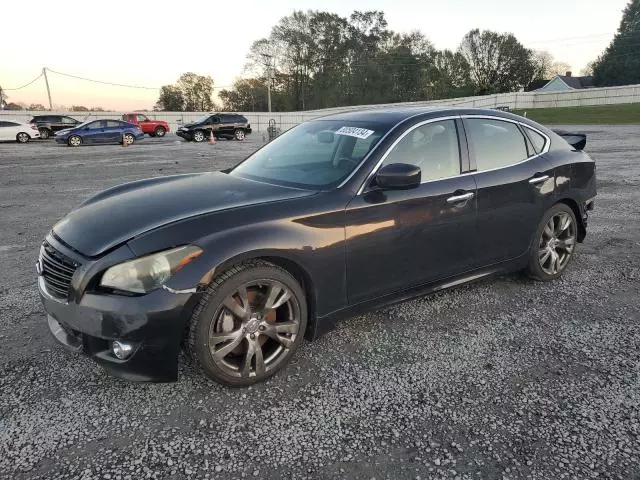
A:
525,127,547,154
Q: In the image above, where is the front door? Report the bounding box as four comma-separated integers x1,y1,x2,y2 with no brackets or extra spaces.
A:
463,117,554,265
345,118,478,304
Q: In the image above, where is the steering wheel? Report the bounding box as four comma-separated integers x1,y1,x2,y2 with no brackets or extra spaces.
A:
334,156,359,169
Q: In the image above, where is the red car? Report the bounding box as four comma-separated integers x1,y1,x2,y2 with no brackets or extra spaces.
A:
121,113,170,137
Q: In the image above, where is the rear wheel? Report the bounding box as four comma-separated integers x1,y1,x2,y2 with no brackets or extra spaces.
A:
186,261,307,387
39,128,50,140
527,203,578,281
68,135,82,147
16,132,30,143
193,130,205,142
154,126,166,137
234,129,245,141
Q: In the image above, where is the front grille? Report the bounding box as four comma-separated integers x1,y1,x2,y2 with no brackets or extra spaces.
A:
40,242,79,299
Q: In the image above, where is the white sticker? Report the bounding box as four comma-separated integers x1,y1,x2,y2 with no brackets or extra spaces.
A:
335,126,375,139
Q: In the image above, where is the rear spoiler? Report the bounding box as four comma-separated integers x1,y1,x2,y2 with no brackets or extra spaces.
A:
552,129,586,151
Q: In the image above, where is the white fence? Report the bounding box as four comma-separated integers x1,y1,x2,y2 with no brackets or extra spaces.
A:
2,83,639,133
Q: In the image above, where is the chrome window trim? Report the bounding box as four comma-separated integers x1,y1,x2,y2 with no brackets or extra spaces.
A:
356,116,461,195
336,110,431,189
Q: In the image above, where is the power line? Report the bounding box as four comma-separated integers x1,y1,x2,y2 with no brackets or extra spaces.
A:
46,68,161,90
3,73,44,90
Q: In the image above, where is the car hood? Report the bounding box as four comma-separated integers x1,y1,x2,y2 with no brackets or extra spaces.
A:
53,172,315,257
56,128,73,136
180,122,200,129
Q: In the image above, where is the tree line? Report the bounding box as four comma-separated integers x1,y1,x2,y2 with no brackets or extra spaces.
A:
153,1,639,112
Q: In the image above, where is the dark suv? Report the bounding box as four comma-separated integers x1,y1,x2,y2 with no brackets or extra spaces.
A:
176,113,252,142
30,115,82,140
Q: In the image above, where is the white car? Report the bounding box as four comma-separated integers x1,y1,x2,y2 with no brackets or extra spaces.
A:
0,120,41,143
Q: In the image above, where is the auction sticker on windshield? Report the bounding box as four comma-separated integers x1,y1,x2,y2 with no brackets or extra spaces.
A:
335,126,375,139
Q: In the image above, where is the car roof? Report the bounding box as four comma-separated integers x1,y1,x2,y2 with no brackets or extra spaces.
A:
314,106,534,130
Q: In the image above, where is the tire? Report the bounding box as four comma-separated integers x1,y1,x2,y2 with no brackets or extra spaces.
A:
186,260,307,387
526,203,578,281
234,129,246,141
123,133,135,145
39,128,50,140
68,135,82,147
193,130,205,143
16,132,30,143
154,126,166,137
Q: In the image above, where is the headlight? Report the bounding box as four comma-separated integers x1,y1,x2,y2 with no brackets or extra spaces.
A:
100,246,202,294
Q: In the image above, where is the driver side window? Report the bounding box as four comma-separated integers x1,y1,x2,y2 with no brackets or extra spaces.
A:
382,120,461,182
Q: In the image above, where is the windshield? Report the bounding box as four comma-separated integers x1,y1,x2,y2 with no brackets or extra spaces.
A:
71,120,91,129
194,114,211,124
230,120,387,189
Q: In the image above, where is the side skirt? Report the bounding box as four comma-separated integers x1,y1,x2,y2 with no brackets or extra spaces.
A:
308,254,528,340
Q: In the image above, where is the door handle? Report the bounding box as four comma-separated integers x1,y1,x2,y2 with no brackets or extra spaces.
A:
446,192,474,204
529,175,550,185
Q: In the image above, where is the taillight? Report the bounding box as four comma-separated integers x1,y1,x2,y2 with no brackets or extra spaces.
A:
30,124,38,131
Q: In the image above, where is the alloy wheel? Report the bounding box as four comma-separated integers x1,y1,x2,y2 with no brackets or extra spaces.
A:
235,129,245,141
208,280,301,380
17,133,29,143
69,135,81,147
538,212,576,275
194,131,205,142
39,129,50,140
155,127,166,137
124,133,135,145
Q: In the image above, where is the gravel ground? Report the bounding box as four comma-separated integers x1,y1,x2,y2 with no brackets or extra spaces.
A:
0,128,639,480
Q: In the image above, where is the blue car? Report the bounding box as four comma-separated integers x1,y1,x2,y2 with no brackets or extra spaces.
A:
55,119,144,147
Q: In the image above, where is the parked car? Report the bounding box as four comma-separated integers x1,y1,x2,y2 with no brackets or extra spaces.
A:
54,120,144,147
121,113,170,137
29,115,82,140
176,113,251,142
0,120,40,142
37,107,596,386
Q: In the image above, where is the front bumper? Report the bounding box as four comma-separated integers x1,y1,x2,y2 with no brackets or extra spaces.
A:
38,274,200,382
176,130,192,140
55,137,67,144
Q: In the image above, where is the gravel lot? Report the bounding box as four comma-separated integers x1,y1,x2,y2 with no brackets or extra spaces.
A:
0,128,639,480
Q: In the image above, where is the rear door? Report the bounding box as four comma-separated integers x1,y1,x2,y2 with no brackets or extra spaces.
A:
218,114,235,135
345,118,478,303
463,116,554,266
0,121,15,141
104,120,125,143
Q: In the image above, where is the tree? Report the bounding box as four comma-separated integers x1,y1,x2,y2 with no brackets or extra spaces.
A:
155,74,214,111
219,78,269,111
91,106,105,112
177,73,215,111
581,61,595,77
4,102,24,110
28,103,46,111
71,105,89,112
155,85,184,111
459,29,537,94
593,0,640,86
432,50,473,98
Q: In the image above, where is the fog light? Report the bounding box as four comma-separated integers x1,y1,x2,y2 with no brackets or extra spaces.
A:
112,341,134,359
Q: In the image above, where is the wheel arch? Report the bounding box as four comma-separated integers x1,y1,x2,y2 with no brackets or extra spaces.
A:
202,252,319,341
555,198,586,242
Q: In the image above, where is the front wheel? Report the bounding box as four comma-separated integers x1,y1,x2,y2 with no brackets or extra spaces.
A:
68,135,82,147
16,132,30,143
527,203,578,281
186,261,307,387
234,129,246,141
39,128,50,140
154,126,166,137
193,130,205,142
123,133,135,145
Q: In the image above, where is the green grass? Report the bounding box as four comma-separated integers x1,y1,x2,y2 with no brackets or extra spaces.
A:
512,103,640,124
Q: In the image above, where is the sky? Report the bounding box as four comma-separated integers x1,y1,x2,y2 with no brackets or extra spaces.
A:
0,0,630,111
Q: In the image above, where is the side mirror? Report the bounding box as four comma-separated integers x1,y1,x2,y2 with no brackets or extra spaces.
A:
375,163,421,190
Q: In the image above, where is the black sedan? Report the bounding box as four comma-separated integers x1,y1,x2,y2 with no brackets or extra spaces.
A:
37,107,596,386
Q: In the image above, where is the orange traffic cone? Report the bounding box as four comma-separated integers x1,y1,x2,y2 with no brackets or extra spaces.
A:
121,132,128,147
209,131,216,145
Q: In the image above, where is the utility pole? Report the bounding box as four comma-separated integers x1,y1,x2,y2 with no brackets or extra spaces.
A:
0,85,4,110
261,54,273,113
43,67,53,110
